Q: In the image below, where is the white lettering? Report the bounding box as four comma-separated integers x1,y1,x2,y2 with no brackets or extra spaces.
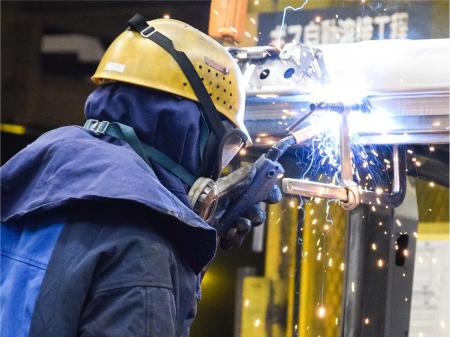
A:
267,12,410,46
269,24,287,45
374,15,391,39
287,25,303,44
356,16,374,41
321,19,340,44
338,18,357,43
304,21,321,44
390,12,409,39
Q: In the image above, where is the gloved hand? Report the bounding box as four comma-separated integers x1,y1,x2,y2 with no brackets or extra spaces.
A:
211,164,283,249
220,186,282,249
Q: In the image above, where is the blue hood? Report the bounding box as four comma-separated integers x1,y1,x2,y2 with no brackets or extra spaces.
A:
85,83,205,205
1,84,217,271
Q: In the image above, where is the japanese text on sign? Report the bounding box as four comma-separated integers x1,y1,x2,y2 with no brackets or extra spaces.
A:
269,12,409,45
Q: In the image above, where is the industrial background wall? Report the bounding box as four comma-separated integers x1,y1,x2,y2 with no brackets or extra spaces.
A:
1,1,213,158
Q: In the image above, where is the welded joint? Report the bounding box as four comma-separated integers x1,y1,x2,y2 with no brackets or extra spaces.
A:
341,183,360,211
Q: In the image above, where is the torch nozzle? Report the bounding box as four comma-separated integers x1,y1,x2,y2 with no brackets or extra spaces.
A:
265,135,297,161
290,124,325,145
266,123,327,162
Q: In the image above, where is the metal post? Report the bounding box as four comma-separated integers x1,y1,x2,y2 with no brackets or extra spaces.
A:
340,110,353,185
341,178,418,337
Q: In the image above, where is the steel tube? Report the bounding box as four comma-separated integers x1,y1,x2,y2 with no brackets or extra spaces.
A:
359,146,407,208
282,179,349,201
340,110,354,185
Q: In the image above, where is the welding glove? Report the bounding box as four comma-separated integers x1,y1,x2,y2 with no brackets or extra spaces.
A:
213,166,283,249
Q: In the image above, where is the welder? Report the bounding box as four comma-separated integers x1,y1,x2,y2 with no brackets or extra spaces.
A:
0,14,281,337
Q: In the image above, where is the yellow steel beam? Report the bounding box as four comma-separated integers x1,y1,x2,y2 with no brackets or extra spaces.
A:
418,222,449,241
242,196,347,337
416,180,449,223
286,198,300,337
264,198,299,337
299,199,346,337
1,123,26,135
241,277,270,337
265,202,283,280
241,197,300,337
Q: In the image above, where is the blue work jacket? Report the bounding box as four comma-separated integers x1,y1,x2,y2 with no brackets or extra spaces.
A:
1,84,218,337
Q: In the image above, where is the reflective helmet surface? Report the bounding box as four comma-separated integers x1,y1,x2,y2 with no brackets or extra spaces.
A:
92,19,249,139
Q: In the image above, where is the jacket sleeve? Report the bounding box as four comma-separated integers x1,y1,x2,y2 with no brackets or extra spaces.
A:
77,286,177,337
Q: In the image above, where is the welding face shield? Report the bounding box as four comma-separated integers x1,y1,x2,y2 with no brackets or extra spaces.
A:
202,123,249,180
218,129,248,171
188,124,250,222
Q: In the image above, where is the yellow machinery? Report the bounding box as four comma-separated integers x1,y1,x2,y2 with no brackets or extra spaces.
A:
239,180,448,337
240,197,347,337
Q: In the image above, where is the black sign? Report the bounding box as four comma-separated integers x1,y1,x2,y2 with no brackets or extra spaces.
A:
258,3,432,46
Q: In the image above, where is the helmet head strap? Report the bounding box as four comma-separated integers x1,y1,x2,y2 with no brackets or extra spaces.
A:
128,13,227,141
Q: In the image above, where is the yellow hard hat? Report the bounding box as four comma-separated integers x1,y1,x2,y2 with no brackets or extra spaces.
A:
92,15,249,141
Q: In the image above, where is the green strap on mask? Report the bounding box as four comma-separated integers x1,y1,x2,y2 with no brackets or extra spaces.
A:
83,119,197,186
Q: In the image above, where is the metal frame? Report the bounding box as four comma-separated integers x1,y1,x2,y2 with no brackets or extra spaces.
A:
244,91,449,145
235,45,449,146
235,44,447,209
282,103,407,210
282,145,407,209
234,44,447,337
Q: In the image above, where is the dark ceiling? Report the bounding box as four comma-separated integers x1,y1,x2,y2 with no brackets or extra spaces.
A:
13,1,212,39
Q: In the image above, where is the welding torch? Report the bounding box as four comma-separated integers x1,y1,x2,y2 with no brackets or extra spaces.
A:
213,125,319,238
212,101,371,238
